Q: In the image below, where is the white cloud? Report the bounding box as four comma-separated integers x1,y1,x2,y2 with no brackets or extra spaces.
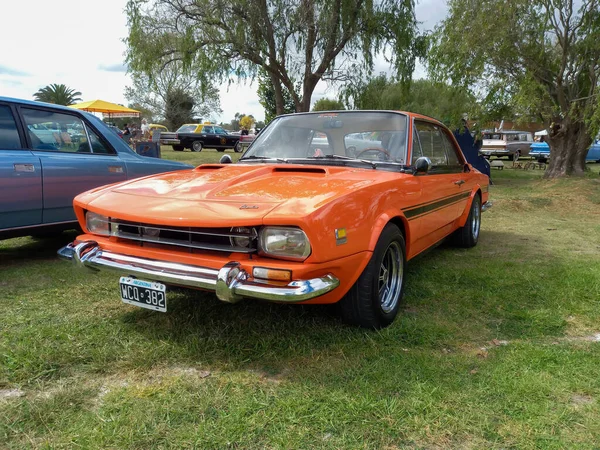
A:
0,0,447,124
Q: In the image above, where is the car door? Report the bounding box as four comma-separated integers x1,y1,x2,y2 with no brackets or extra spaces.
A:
0,103,43,230
20,106,128,224
407,120,468,255
214,126,236,147
201,126,218,148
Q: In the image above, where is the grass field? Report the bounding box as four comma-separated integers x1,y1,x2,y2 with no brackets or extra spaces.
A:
1,152,600,448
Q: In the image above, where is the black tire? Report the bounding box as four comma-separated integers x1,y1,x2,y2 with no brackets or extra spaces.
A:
452,194,481,248
172,145,184,151
234,142,243,153
192,141,203,152
339,224,406,329
511,151,520,161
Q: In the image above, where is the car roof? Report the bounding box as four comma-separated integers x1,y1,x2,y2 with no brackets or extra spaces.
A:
0,96,86,113
278,110,446,128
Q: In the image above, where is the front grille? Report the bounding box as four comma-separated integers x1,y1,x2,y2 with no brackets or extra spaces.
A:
108,219,258,253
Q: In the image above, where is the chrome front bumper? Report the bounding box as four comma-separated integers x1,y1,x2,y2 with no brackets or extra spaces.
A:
57,241,339,304
482,201,493,212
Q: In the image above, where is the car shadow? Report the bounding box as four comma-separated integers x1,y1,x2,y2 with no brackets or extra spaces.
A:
0,231,79,267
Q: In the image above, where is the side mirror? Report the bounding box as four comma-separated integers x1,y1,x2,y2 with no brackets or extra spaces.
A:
219,154,232,164
413,156,432,174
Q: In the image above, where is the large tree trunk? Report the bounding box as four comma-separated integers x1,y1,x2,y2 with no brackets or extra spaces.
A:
270,73,286,116
544,118,592,178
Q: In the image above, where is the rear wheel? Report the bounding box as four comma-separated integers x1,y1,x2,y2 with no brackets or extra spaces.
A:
339,224,406,329
511,151,520,161
234,142,243,153
172,145,184,151
453,194,481,248
192,141,203,152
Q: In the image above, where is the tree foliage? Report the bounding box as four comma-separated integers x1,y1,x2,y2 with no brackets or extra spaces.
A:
312,97,346,111
125,0,425,115
257,70,296,123
239,115,255,131
33,84,82,106
124,62,221,130
430,0,600,178
348,76,475,128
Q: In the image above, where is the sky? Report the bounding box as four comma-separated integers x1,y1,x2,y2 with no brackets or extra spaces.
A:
0,0,448,124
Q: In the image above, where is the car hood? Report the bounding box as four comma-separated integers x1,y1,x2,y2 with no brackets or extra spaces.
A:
82,163,386,226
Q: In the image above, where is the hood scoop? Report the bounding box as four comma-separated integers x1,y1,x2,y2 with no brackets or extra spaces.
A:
195,165,226,170
273,167,327,174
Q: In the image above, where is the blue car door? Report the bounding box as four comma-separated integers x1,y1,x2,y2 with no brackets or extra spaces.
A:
0,103,42,230
20,107,127,224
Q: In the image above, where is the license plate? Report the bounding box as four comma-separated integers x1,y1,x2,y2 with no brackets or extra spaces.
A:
119,277,167,312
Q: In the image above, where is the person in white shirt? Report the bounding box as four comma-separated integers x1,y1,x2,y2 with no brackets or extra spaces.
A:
140,118,150,134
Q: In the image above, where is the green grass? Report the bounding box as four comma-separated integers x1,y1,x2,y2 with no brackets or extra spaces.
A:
1,160,600,448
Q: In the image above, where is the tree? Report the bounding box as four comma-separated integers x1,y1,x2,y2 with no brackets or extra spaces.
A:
33,84,82,106
312,97,345,111
126,0,424,115
239,115,255,131
348,76,476,127
257,70,296,123
125,62,221,130
430,0,600,178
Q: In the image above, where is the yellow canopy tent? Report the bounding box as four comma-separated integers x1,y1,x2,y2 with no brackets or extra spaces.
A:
69,99,140,119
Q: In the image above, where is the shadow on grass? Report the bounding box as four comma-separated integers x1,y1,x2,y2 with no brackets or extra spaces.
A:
0,231,79,266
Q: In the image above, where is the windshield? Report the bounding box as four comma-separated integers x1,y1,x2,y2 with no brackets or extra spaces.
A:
241,111,408,165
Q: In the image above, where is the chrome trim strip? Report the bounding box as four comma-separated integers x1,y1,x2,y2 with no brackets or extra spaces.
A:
2,220,77,232
481,201,493,212
58,241,340,303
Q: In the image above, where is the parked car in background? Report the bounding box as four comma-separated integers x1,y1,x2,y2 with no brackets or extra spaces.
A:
530,140,600,163
480,130,533,160
149,124,168,133
0,96,193,240
159,123,196,150
176,123,242,153
59,110,491,329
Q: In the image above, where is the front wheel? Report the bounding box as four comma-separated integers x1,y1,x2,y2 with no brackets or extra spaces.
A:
339,224,406,329
192,141,203,152
452,194,481,248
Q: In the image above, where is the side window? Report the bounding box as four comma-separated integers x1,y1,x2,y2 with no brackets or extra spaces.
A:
441,132,462,166
411,126,423,163
85,126,114,154
415,122,447,165
214,127,227,134
203,126,214,134
22,108,88,153
0,105,22,149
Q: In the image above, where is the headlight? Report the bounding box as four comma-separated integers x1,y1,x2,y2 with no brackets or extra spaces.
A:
86,211,110,236
230,227,257,248
259,227,311,260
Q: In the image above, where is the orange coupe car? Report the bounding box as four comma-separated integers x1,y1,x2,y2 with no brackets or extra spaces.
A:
58,111,491,328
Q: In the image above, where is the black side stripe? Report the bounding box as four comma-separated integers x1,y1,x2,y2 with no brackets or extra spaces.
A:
402,191,471,220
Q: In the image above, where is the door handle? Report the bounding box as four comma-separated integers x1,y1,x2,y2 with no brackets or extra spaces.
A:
108,166,124,173
453,180,465,186
14,163,35,172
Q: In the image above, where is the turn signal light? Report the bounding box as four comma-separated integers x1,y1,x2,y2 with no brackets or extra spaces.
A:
252,267,292,281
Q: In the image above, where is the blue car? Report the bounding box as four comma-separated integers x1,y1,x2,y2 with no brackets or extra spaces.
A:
0,97,193,239
529,140,600,163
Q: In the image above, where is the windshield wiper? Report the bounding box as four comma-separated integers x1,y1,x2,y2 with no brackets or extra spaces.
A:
240,155,289,163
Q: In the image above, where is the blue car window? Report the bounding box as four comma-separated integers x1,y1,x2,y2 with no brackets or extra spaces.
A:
0,105,22,149
85,126,114,154
22,108,89,153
